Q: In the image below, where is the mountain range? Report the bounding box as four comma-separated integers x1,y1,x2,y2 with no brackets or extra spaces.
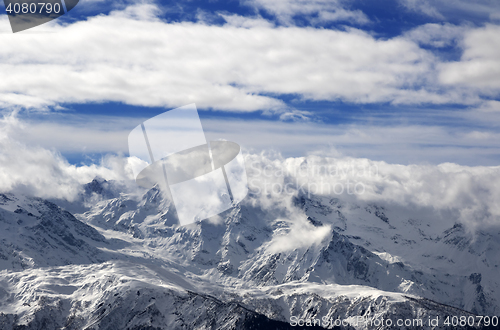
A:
0,176,499,329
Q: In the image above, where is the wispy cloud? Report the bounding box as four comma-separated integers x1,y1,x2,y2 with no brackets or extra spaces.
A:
0,114,134,200
398,0,500,22
439,24,500,92
243,0,370,25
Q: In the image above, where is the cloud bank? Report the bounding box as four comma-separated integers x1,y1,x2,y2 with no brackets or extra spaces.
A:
1,114,499,233
0,4,498,113
6,112,500,166
0,114,134,200
399,0,500,22
244,0,370,25
245,153,500,232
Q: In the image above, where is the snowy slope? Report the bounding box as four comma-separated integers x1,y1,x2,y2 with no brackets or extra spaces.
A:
293,195,499,315
0,193,107,271
76,184,499,315
0,179,498,329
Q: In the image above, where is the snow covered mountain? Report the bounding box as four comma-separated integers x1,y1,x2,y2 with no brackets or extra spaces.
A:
0,178,498,329
0,193,107,271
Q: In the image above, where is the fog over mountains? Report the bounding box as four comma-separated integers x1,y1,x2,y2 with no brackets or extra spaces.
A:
1,157,499,329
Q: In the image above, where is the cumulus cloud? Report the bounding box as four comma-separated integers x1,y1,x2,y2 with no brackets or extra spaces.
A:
2,112,500,234
202,118,500,166
0,3,490,113
267,215,332,253
0,114,135,200
439,24,500,93
404,23,468,48
243,0,370,25
398,0,444,19
0,6,285,112
5,114,137,154
476,100,500,112
245,153,500,232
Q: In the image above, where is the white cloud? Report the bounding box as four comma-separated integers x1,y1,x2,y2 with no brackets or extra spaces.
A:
246,153,500,232
398,0,500,22
243,0,370,25
267,216,332,253
219,14,275,29
0,114,135,200
439,24,500,93
1,113,500,233
0,4,487,113
398,0,444,19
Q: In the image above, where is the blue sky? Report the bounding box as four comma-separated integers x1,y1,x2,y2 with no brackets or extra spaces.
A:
1,0,500,166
